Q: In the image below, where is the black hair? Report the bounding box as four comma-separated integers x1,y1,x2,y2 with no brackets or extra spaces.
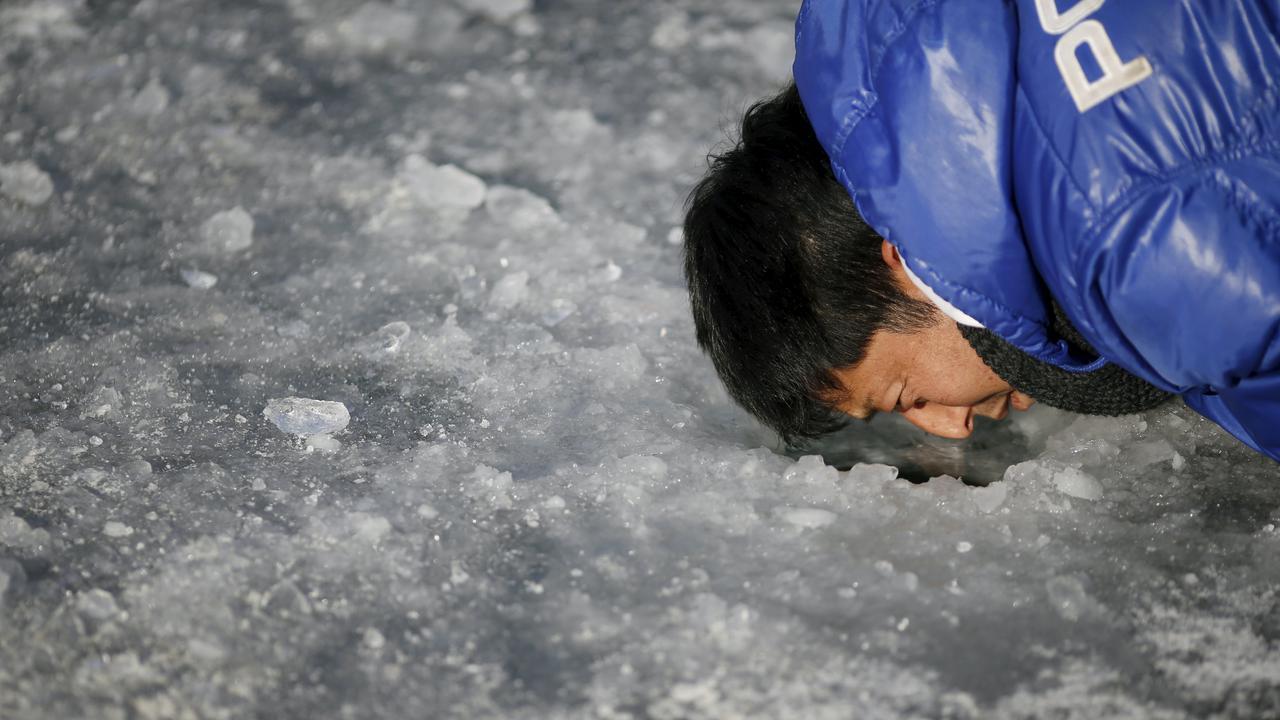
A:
683,83,937,443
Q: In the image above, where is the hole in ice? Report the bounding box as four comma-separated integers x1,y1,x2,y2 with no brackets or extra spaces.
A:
790,412,1034,486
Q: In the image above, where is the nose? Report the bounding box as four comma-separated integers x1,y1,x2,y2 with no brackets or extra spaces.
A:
899,402,973,439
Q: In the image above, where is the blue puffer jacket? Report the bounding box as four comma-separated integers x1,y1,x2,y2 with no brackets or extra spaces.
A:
794,0,1280,461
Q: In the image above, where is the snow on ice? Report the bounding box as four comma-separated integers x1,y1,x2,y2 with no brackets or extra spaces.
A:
0,1,1277,719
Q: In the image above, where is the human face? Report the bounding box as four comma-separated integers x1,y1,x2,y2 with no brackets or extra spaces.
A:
827,242,1035,439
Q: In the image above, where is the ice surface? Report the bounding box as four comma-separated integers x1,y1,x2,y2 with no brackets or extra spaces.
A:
1,1,1277,718
263,398,351,436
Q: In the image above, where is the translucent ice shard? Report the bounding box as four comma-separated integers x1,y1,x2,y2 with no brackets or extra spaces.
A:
263,397,351,435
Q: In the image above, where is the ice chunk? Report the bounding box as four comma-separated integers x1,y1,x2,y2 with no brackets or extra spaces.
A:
1045,576,1089,621
593,260,623,284
262,581,311,617
549,108,605,142
541,298,577,327
0,1,85,40
199,207,254,253
1053,466,1104,501
779,508,837,529
485,185,558,229
0,558,25,601
361,627,386,650
103,521,134,538
348,512,391,544
76,588,121,621
131,78,170,116
276,320,311,339
0,161,55,206
375,321,410,352
969,482,1008,513
0,512,50,556
305,434,341,453
398,155,486,210
463,464,514,509
1126,439,1178,469
456,0,531,22
783,454,839,486
79,387,123,420
263,397,351,435
356,321,411,357
334,3,419,53
180,268,218,289
651,13,692,50
489,271,529,309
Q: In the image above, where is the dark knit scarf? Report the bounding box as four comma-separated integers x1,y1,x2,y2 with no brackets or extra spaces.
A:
958,304,1173,416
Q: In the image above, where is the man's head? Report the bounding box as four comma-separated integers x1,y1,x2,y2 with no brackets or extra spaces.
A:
683,84,1033,443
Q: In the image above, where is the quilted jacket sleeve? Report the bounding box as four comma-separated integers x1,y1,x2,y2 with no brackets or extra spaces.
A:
1076,149,1280,460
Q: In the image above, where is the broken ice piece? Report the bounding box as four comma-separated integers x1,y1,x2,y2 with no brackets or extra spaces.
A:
0,161,54,206
103,521,134,538
374,321,410,352
779,507,837,529
264,397,351,435
541,298,576,327
180,268,218,289
199,206,254,253
398,154,486,210
306,434,342,452
457,0,531,22
0,559,26,601
130,77,170,116
1053,466,1103,501
76,588,121,621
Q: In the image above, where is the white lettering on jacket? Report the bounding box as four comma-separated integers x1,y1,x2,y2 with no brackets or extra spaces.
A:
1034,0,1153,112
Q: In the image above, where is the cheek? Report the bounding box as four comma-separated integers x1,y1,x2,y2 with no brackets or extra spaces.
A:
920,340,1009,404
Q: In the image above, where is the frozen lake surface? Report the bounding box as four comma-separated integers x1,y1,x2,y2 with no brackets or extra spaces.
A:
1,1,1278,718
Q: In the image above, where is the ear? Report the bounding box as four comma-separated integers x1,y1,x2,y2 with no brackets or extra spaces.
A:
879,240,926,301
879,239,902,269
